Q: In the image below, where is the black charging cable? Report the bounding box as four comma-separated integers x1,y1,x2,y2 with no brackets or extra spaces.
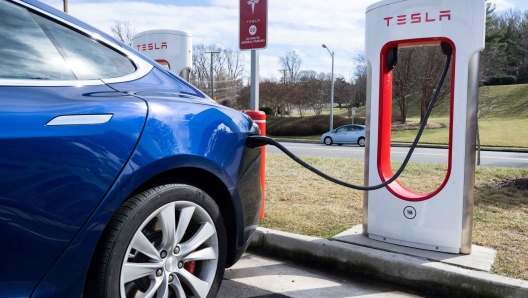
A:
246,43,452,191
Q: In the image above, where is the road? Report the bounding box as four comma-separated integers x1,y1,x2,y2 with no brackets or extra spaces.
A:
266,142,528,168
218,252,439,298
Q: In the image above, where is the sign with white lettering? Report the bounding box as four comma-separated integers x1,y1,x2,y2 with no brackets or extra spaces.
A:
240,0,268,50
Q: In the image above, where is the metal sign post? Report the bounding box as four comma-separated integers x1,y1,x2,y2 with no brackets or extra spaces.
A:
250,50,259,110
240,0,268,219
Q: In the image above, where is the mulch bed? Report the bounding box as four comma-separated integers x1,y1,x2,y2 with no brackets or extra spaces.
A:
496,177,528,191
391,121,447,131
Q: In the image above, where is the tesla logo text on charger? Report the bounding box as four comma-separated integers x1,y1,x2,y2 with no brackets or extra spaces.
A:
384,10,451,26
136,42,168,51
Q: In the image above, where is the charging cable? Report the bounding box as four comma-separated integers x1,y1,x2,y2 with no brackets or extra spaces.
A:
246,43,452,191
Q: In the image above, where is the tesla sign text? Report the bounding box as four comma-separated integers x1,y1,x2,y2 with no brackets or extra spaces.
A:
384,10,451,26
136,42,168,51
240,0,267,50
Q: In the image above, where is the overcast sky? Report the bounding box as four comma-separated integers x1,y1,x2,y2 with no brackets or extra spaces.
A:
40,0,528,81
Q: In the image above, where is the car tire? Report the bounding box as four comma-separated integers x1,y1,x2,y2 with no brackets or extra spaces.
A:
85,184,227,298
358,137,366,147
324,137,333,146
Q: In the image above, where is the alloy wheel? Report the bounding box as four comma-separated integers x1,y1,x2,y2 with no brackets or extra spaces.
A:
120,201,218,298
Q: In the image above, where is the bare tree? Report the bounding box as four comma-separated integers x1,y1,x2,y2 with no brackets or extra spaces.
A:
414,47,452,124
337,79,357,120
210,46,226,78
191,45,210,90
295,72,318,116
333,77,350,110
111,21,136,46
352,52,367,106
236,84,251,110
392,48,416,124
190,44,245,107
279,51,302,82
309,78,326,115
260,80,283,116
223,48,245,81
480,43,508,83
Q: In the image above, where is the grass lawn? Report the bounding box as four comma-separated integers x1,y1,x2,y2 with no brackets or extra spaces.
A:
275,84,528,148
390,117,528,148
270,116,528,148
260,153,528,281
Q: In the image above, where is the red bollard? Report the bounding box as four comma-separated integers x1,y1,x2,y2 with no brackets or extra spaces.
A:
245,110,266,220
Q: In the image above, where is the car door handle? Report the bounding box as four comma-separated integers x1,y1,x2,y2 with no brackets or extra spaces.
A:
46,114,113,126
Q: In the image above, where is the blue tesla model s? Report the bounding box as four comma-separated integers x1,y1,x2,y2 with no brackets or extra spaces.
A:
0,0,262,297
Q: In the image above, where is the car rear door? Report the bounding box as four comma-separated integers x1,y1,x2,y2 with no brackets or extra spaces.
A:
0,1,149,296
347,125,362,143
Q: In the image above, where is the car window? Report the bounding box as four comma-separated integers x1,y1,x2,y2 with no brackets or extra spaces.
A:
31,13,136,80
349,126,363,131
336,127,347,133
0,0,76,80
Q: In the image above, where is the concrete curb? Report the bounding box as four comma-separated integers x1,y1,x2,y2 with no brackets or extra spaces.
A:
249,228,528,298
272,138,528,153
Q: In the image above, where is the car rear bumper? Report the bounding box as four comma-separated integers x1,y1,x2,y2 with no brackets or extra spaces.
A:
226,147,262,267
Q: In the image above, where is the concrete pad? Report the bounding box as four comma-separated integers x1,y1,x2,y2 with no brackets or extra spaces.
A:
222,252,428,297
250,228,528,298
332,225,496,272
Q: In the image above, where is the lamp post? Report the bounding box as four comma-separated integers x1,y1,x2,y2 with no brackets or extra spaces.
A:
322,44,335,131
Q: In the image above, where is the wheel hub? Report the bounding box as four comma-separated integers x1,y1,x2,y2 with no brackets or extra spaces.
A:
165,256,178,272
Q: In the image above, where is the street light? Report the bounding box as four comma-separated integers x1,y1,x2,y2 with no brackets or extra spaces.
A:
322,44,335,131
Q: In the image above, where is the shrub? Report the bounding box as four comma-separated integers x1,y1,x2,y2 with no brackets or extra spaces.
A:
259,107,274,115
486,75,517,86
267,115,365,136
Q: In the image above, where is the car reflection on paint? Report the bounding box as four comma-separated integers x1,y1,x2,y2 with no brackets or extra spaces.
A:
320,124,366,147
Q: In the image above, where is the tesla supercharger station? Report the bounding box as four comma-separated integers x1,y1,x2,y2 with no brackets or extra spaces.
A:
363,0,485,254
132,30,192,81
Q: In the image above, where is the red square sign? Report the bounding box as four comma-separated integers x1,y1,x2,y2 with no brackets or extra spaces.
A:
239,0,268,50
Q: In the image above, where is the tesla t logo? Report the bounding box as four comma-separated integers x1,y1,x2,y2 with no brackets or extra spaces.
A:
248,0,259,14
384,10,451,26
136,42,168,51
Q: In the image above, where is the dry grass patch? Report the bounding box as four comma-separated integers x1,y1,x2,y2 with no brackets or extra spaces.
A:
262,154,363,238
261,153,528,281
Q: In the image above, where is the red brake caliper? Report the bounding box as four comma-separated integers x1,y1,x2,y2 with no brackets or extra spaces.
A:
180,250,197,292
183,250,196,275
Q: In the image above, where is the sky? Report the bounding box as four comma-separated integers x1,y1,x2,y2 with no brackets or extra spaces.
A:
40,0,528,82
